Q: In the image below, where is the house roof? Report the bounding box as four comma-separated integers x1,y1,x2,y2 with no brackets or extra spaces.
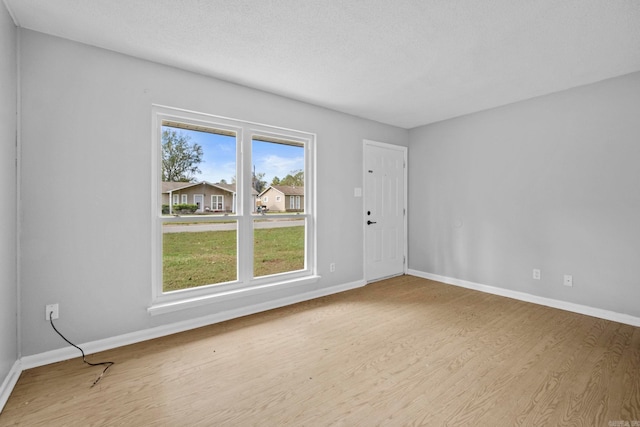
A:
213,182,238,194
162,181,257,195
259,185,304,197
161,181,197,193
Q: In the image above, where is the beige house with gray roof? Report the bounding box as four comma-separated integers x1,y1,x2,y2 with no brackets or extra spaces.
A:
162,181,258,213
258,185,304,213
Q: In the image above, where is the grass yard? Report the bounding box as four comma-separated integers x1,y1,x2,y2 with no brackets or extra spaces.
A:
254,225,305,277
163,226,304,292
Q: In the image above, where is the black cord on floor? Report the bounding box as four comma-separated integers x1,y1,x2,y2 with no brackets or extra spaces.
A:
49,311,114,387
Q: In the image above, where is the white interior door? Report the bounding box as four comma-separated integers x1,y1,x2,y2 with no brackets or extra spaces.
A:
364,140,407,282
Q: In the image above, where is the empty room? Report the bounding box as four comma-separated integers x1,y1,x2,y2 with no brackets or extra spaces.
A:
1,1,639,425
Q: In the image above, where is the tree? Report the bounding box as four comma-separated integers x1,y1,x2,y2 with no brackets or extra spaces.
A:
253,171,267,193
271,176,281,186
279,169,304,187
162,129,204,182
228,172,267,192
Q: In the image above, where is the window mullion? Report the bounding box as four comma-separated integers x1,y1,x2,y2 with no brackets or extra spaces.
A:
237,126,254,284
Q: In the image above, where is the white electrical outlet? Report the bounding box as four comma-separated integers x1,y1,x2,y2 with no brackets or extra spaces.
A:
46,303,59,320
329,262,336,272
563,275,573,287
533,269,541,280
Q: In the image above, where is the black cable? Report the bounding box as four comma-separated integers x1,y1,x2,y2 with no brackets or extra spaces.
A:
49,311,114,387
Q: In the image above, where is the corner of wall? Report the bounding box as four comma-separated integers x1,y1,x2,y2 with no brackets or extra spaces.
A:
0,0,20,413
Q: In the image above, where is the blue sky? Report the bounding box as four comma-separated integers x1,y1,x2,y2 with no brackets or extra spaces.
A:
165,127,304,185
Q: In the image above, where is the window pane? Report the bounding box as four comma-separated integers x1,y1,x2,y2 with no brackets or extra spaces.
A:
162,221,238,292
252,138,304,214
161,123,238,216
253,218,305,278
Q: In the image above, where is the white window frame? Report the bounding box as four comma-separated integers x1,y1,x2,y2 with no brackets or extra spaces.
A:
172,194,179,205
289,195,301,210
211,195,223,211
181,194,188,204
150,105,317,315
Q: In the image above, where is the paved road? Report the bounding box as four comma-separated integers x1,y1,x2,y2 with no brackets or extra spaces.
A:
163,218,305,233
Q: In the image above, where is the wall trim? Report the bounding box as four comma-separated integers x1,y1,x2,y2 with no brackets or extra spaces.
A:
407,269,640,327
0,360,21,413
20,279,365,370
148,275,321,316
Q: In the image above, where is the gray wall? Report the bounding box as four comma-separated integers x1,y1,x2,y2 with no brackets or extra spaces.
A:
408,72,640,317
18,30,408,356
0,4,18,381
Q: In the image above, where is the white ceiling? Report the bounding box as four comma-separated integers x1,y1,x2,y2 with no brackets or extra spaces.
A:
5,0,640,129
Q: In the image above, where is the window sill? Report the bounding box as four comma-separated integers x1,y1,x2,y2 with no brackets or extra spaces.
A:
147,275,320,316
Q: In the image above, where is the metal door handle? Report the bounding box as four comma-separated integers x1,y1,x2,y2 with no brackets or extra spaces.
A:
367,220,377,225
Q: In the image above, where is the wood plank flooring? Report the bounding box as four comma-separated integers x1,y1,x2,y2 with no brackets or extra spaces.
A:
2,275,639,426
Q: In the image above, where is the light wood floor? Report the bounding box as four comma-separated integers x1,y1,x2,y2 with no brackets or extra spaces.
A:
2,275,639,426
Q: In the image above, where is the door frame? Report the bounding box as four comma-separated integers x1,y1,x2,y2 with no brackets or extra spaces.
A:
362,139,408,282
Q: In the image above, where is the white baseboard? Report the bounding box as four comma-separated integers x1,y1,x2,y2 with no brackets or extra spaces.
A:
407,269,640,328
0,360,22,414
21,279,366,370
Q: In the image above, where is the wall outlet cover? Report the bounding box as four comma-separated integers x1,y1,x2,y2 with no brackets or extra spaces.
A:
46,303,59,320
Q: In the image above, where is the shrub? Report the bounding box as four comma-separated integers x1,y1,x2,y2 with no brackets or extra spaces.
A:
164,204,198,214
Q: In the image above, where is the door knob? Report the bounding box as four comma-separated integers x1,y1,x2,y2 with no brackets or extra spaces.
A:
367,220,377,225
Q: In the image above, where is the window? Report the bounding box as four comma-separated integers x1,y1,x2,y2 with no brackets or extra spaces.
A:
211,195,223,211
252,136,306,277
290,195,301,210
276,195,281,202
172,194,179,205
151,106,316,313
181,194,188,204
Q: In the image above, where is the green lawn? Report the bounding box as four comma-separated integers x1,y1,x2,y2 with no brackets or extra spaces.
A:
163,226,304,292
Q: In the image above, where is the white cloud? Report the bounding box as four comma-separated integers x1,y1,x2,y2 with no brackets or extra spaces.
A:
255,154,304,183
